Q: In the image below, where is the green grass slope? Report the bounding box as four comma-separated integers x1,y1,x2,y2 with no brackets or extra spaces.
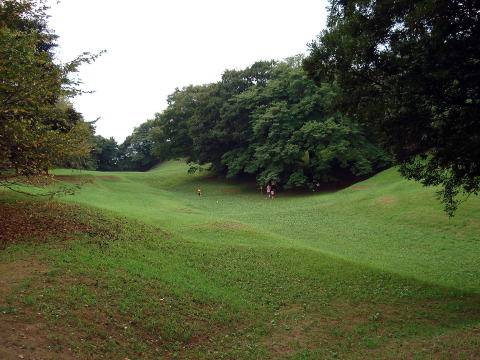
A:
1,162,479,359
57,161,480,293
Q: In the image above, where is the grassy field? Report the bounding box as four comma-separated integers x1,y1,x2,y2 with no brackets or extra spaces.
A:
1,161,480,359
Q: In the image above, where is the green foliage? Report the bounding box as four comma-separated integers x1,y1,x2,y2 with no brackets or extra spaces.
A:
90,135,119,171
228,61,390,187
0,0,98,191
303,0,480,215
150,61,278,173
117,120,159,171
152,58,390,188
88,120,162,172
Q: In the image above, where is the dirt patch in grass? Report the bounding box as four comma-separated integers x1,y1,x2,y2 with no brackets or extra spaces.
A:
0,201,95,248
263,302,374,357
96,175,121,181
0,200,223,359
0,260,50,303
364,326,480,360
351,185,372,191
1,261,170,359
0,259,76,360
0,199,134,250
263,298,480,359
190,221,257,233
41,273,232,359
376,196,397,205
263,305,316,356
5,175,91,187
0,310,76,360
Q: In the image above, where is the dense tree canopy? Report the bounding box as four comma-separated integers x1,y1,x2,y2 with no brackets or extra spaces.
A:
117,120,158,171
303,0,480,214
90,135,119,171
152,57,391,188
0,0,96,189
88,121,162,172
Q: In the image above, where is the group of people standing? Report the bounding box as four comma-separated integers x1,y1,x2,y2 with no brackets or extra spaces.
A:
261,183,277,199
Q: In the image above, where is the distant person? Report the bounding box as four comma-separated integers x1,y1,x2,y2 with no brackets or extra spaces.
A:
266,184,271,199
197,188,202,196
271,189,276,199
259,185,263,194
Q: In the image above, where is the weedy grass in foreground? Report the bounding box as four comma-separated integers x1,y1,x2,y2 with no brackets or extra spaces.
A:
1,162,480,359
1,198,479,359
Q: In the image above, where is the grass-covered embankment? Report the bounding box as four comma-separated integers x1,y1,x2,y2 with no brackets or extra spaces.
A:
1,161,480,359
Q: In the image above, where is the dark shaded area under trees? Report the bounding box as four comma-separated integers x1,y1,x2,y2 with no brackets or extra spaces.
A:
303,0,480,215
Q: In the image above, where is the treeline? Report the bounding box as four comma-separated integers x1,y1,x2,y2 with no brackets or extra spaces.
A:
148,56,391,187
90,120,160,171
96,56,392,186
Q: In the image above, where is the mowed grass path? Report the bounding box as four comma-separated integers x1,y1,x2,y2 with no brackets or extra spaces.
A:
1,161,479,359
58,161,480,293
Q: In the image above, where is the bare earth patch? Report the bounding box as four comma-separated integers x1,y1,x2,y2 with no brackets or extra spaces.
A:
0,201,94,248
263,300,480,359
0,260,50,296
189,221,257,232
0,260,77,360
376,196,397,205
351,185,372,191
263,302,377,357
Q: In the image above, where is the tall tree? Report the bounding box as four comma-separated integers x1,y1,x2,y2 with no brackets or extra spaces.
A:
0,0,98,191
303,0,480,214
222,58,390,187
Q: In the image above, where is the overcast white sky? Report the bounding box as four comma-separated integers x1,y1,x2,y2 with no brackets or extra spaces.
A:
46,1,328,142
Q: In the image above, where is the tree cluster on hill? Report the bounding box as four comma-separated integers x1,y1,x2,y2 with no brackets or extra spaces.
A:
0,0,98,191
303,0,480,214
90,120,161,172
150,56,391,188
